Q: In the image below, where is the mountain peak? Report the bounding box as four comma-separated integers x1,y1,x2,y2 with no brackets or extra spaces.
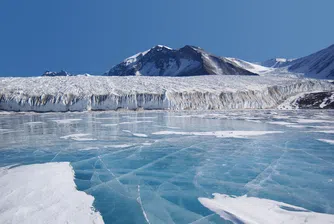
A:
42,70,71,77
151,45,173,51
105,45,258,77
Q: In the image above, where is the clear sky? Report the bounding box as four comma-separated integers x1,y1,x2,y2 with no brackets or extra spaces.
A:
0,0,333,77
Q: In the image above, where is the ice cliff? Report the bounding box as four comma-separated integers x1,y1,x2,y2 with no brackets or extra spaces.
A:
0,76,333,112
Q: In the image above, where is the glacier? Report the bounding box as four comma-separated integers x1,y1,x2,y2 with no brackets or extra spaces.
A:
0,110,333,223
0,76,333,112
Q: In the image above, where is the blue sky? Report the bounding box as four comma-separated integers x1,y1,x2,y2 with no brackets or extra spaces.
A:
0,0,333,77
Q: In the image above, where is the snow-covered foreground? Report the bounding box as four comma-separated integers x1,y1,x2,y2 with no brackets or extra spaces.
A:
0,162,104,224
199,194,334,224
0,76,333,112
0,110,333,223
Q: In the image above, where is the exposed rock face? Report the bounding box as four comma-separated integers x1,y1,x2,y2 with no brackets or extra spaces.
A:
296,91,334,109
105,45,258,77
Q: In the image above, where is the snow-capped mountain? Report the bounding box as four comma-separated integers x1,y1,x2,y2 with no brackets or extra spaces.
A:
105,45,258,76
42,70,91,77
287,44,334,79
261,58,295,68
260,44,334,79
43,70,71,77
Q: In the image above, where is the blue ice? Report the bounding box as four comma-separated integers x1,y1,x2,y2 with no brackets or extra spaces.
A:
0,110,333,223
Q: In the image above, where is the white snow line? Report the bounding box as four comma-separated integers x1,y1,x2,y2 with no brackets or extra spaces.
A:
137,185,151,224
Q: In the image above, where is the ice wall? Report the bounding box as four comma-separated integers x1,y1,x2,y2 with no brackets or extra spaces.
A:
0,76,332,112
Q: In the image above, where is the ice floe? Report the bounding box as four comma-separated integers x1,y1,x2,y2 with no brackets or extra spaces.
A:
296,119,334,124
199,194,334,224
52,119,82,124
133,133,148,138
103,144,136,148
0,162,104,224
60,133,96,141
122,129,148,138
101,123,118,127
318,139,334,145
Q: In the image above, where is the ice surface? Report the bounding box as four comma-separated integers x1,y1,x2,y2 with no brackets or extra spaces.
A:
0,162,104,224
0,76,333,112
60,133,97,141
199,194,334,224
152,130,283,138
0,110,333,223
318,139,334,145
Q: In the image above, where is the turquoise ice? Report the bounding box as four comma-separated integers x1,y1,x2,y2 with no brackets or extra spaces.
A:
0,110,333,223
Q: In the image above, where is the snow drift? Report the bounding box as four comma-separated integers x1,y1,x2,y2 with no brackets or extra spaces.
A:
0,76,333,112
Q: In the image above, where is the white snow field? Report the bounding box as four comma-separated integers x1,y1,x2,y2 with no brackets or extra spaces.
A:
0,76,333,112
0,162,104,224
199,194,334,224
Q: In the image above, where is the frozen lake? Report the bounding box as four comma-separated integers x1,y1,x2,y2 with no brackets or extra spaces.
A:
0,110,334,223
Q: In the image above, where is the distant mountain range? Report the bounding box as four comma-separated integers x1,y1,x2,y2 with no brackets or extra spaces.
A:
261,58,295,68
44,44,334,79
260,44,334,79
42,70,90,77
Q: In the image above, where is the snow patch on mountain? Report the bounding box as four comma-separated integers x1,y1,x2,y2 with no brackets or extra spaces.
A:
226,58,302,78
227,58,273,74
261,58,295,68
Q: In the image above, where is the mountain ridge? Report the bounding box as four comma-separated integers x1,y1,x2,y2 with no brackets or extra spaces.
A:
260,44,334,79
105,45,258,77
